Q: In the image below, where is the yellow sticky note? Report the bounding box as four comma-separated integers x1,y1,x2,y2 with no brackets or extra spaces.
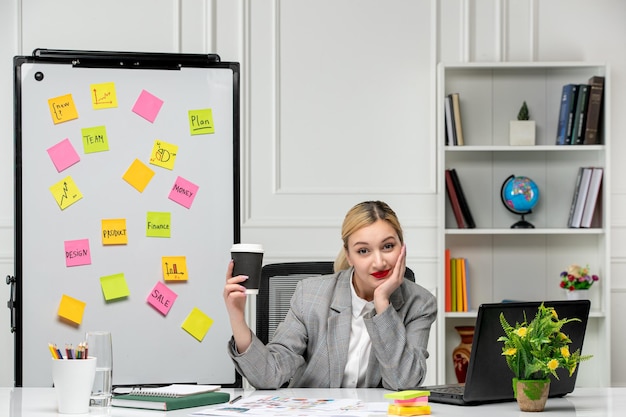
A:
57,294,86,325
384,390,430,400
181,307,213,342
81,125,109,153
100,273,130,301
90,82,118,109
49,176,83,210
388,404,431,416
188,108,215,135
123,159,155,192
149,140,178,170
146,212,171,238
162,256,187,281
48,93,79,124
101,218,128,245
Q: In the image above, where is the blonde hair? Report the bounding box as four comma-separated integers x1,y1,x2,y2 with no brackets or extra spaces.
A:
333,201,404,272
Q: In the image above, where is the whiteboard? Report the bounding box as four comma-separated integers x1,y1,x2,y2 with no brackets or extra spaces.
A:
14,51,240,387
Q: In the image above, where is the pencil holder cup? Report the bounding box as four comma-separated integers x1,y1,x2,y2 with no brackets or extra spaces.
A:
51,357,96,414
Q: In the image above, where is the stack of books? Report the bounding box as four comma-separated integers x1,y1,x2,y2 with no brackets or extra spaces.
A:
385,390,431,416
444,168,475,229
556,76,605,145
444,92,465,146
444,249,470,312
568,167,603,228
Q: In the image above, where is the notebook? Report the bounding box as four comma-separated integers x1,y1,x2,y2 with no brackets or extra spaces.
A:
423,300,591,406
125,384,220,397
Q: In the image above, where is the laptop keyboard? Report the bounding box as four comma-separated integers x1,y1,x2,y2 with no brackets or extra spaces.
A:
425,385,465,395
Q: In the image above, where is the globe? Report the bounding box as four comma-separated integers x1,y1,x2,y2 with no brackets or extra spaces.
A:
500,175,540,228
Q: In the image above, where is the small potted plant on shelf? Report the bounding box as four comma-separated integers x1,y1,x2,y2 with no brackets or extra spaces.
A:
509,101,536,146
497,303,592,412
560,264,599,300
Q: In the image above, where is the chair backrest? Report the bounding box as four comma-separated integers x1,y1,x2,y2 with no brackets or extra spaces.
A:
256,261,415,344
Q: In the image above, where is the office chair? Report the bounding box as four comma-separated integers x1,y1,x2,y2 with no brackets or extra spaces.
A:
255,261,416,344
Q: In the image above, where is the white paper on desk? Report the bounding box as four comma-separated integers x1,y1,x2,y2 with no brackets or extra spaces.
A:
190,394,387,417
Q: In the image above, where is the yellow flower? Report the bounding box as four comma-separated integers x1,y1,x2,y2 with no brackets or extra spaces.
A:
503,348,517,356
548,359,559,371
551,309,558,320
561,346,570,358
514,327,528,337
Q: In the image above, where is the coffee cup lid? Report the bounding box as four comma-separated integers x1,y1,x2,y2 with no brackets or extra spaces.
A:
231,243,264,253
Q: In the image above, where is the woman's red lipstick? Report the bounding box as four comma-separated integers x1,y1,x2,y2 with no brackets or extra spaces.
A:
372,270,390,279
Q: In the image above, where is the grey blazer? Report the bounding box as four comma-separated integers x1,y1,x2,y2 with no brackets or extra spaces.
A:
228,267,437,390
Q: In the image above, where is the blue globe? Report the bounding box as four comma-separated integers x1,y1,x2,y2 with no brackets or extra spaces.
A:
501,175,539,228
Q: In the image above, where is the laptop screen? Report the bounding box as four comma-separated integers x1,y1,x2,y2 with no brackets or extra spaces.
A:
463,300,591,403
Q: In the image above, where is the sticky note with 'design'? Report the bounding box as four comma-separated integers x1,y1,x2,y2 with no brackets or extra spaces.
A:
181,307,213,342
100,273,130,301
58,294,86,325
64,238,91,267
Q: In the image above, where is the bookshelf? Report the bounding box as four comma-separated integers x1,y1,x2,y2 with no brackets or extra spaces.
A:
437,62,610,387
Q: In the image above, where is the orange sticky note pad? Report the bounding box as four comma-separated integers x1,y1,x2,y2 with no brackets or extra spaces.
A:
57,294,86,324
101,219,128,245
388,404,431,416
48,93,79,124
181,307,213,342
122,159,155,192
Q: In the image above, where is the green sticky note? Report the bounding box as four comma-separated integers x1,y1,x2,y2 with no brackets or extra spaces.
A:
188,108,215,135
384,390,430,400
100,273,130,301
81,125,109,153
146,212,171,238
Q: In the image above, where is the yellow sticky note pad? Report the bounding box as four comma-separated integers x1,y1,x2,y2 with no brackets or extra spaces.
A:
388,404,431,416
188,108,215,135
48,93,79,124
49,176,83,210
162,256,188,281
102,218,128,245
90,82,118,109
57,294,86,325
122,159,155,192
100,273,130,301
181,307,213,342
149,140,178,170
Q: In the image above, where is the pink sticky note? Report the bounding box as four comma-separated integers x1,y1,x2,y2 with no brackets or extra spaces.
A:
64,239,91,267
147,281,177,316
132,90,164,123
47,138,80,172
168,176,199,209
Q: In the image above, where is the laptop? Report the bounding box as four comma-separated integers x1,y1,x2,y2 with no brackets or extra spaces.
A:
423,300,591,406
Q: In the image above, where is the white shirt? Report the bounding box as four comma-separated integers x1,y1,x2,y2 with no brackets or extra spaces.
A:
341,275,375,388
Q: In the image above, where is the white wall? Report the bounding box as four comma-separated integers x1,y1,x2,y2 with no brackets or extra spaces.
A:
1,0,625,387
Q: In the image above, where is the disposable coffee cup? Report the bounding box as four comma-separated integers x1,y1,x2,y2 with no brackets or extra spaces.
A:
231,243,264,295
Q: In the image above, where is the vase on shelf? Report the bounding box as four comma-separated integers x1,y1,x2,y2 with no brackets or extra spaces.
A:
513,378,550,412
452,326,475,383
565,289,589,301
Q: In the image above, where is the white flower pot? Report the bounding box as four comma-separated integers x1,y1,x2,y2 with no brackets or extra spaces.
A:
565,289,589,301
509,120,536,146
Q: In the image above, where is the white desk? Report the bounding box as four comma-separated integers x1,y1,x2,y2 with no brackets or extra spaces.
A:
2,387,625,416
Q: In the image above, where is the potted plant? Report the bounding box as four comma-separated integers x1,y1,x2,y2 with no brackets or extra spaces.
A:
509,101,536,145
498,303,592,412
560,264,599,300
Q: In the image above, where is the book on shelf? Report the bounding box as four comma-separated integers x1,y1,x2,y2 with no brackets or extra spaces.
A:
572,84,590,145
111,388,229,411
451,93,465,146
449,168,476,228
580,167,603,228
568,167,593,228
448,256,469,312
583,75,605,145
445,249,452,312
450,257,457,312
445,169,465,228
444,95,457,146
556,84,578,145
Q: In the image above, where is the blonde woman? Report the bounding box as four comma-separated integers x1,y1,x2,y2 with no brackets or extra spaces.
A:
223,201,436,389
